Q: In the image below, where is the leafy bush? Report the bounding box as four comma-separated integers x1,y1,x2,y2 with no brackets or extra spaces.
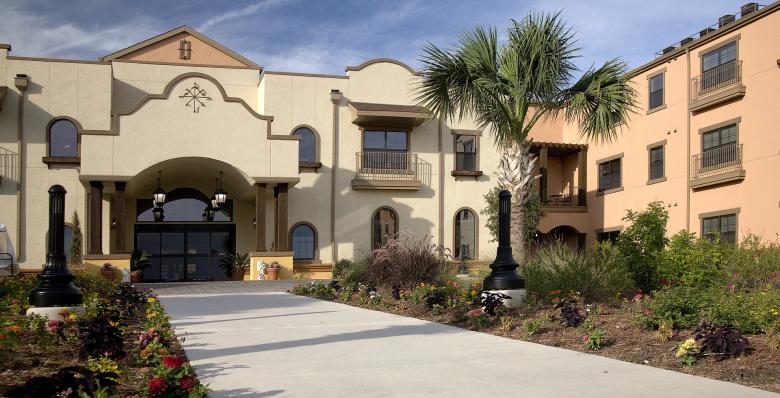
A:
694,323,750,358
521,241,633,302
368,231,450,288
615,201,668,293
291,282,338,300
478,291,510,316
724,235,780,290
708,286,780,334
79,314,125,360
585,328,605,350
658,231,729,287
640,285,716,330
6,365,118,398
556,297,582,327
482,185,543,243
333,259,353,279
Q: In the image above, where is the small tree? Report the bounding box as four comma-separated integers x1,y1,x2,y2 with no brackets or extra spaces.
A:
616,201,669,293
70,210,83,267
481,185,543,245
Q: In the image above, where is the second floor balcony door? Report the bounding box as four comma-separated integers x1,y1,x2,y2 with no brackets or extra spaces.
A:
701,41,737,92
363,130,409,171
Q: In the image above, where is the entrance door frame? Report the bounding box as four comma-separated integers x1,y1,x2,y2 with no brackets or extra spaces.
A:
134,223,236,282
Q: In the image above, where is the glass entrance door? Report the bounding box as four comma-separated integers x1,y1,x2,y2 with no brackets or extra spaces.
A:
135,224,235,282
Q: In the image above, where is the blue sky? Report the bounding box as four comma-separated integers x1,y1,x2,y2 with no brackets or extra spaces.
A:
0,0,749,74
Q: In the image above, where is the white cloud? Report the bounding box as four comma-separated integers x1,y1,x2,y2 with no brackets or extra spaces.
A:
197,0,291,32
245,42,365,74
0,3,161,59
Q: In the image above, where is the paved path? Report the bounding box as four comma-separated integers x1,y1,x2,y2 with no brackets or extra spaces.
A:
154,284,778,398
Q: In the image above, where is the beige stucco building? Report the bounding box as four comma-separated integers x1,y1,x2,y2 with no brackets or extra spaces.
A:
0,2,778,281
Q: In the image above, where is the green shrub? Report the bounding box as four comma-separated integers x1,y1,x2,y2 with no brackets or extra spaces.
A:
658,231,729,287
724,235,780,290
641,285,716,330
343,257,369,284
708,287,780,334
333,259,353,279
615,201,668,293
521,241,633,302
482,185,543,243
368,232,450,288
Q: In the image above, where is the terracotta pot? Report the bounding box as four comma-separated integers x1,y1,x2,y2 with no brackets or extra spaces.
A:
101,270,116,280
266,268,280,280
231,272,245,281
131,270,143,283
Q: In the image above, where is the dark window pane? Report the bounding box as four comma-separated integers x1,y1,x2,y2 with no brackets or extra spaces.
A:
649,74,664,109
373,208,397,249
49,119,78,157
702,214,737,244
292,225,315,260
386,131,407,151
649,146,664,180
187,232,210,255
294,127,316,162
211,232,231,256
363,131,386,150
161,232,184,255
598,158,621,192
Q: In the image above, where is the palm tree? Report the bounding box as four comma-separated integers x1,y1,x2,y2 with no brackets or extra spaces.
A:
417,12,635,258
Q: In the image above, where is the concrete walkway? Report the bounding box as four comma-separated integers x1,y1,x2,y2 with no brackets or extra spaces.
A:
156,287,778,398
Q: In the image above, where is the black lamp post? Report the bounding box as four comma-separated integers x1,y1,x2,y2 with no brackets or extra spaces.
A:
483,190,525,290
28,185,83,307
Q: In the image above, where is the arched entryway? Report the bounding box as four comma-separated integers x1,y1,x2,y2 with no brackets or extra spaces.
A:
537,225,586,252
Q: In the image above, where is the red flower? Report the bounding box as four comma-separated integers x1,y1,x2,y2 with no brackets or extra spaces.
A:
47,320,62,333
179,375,198,391
148,377,168,395
162,355,185,369
465,308,485,317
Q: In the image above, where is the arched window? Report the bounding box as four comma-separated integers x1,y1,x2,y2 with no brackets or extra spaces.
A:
290,223,316,260
48,119,79,157
293,126,317,163
372,207,398,249
454,208,477,260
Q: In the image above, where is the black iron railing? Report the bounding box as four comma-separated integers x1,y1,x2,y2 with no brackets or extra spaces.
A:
692,143,743,180
691,60,742,102
356,151,423,182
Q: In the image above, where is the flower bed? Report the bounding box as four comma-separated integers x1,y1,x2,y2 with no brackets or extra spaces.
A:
0,274,207,397
292,280,780,393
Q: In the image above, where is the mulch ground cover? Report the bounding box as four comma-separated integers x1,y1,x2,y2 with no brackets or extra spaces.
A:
304,286,780,393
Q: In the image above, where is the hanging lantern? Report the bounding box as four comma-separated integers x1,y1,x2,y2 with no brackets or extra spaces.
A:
153,170,167,207
210,196,219,209
213,171,227,207
152,207,164,222
204,205,216,222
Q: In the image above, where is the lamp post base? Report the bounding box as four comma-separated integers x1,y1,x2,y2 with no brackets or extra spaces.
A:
483,289,527,309
26,306,85,322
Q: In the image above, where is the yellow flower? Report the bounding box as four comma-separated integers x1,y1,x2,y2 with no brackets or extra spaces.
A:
68,314,78,321
6,325,22,334
675,338,699,358
109,321,120,327
147,297,157,303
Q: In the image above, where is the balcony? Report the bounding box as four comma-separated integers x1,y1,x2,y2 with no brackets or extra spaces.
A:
542,187,587,213
0,147,17,186
690,60,745,112
351,151,429,190
690,143,745,189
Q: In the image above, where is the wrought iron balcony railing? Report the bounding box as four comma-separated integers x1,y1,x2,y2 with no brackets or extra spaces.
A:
543,186,585,207
691,143,743,180
691,60,742,103
0,147,18,184
355,151,424,183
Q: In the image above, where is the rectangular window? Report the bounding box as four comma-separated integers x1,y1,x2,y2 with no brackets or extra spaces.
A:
649,145,664,181
701,41,737,91
649,73,664,110
362,130,408,170
455,134,477,171
598,158,621,192
597,230,620,244
702,124,737,168
702,213,737,244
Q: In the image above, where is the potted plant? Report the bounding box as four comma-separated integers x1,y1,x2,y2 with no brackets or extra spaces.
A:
100,263,116,280
220,253,250,281
265,261,281,281
130,249,150,283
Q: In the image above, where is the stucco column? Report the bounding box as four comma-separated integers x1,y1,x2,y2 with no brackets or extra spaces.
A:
274,183,289,251
577,148,587,206
539,146,548,203
88,181,103,255
112,182,126,253
255,183,267,252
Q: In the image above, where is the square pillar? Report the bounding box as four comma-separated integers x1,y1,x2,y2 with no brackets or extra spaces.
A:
539,146,548,203
255,183,267,252
88,181,103,255
577,148,587,206
274,183,289,251
111,182,126,253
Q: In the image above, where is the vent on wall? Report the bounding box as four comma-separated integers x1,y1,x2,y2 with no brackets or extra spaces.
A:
179,40,192,60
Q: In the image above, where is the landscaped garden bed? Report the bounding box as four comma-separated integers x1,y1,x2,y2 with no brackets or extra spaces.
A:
0,273,207,397
293,203,780,393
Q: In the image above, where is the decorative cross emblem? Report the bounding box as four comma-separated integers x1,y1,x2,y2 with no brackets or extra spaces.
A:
179,82,212,113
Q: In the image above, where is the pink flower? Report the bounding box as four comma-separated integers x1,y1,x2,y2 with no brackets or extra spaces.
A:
728,284,735,292
47,320,62,333
466,308,485,317
633,292,644,302
179,375,197,391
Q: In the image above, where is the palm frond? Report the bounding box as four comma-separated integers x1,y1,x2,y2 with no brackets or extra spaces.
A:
564,59,637,143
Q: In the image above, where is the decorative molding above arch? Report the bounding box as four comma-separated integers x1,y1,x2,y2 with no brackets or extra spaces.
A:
345,58,421,76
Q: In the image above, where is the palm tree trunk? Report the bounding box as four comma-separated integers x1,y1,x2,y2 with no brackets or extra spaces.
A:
498,142,537,261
